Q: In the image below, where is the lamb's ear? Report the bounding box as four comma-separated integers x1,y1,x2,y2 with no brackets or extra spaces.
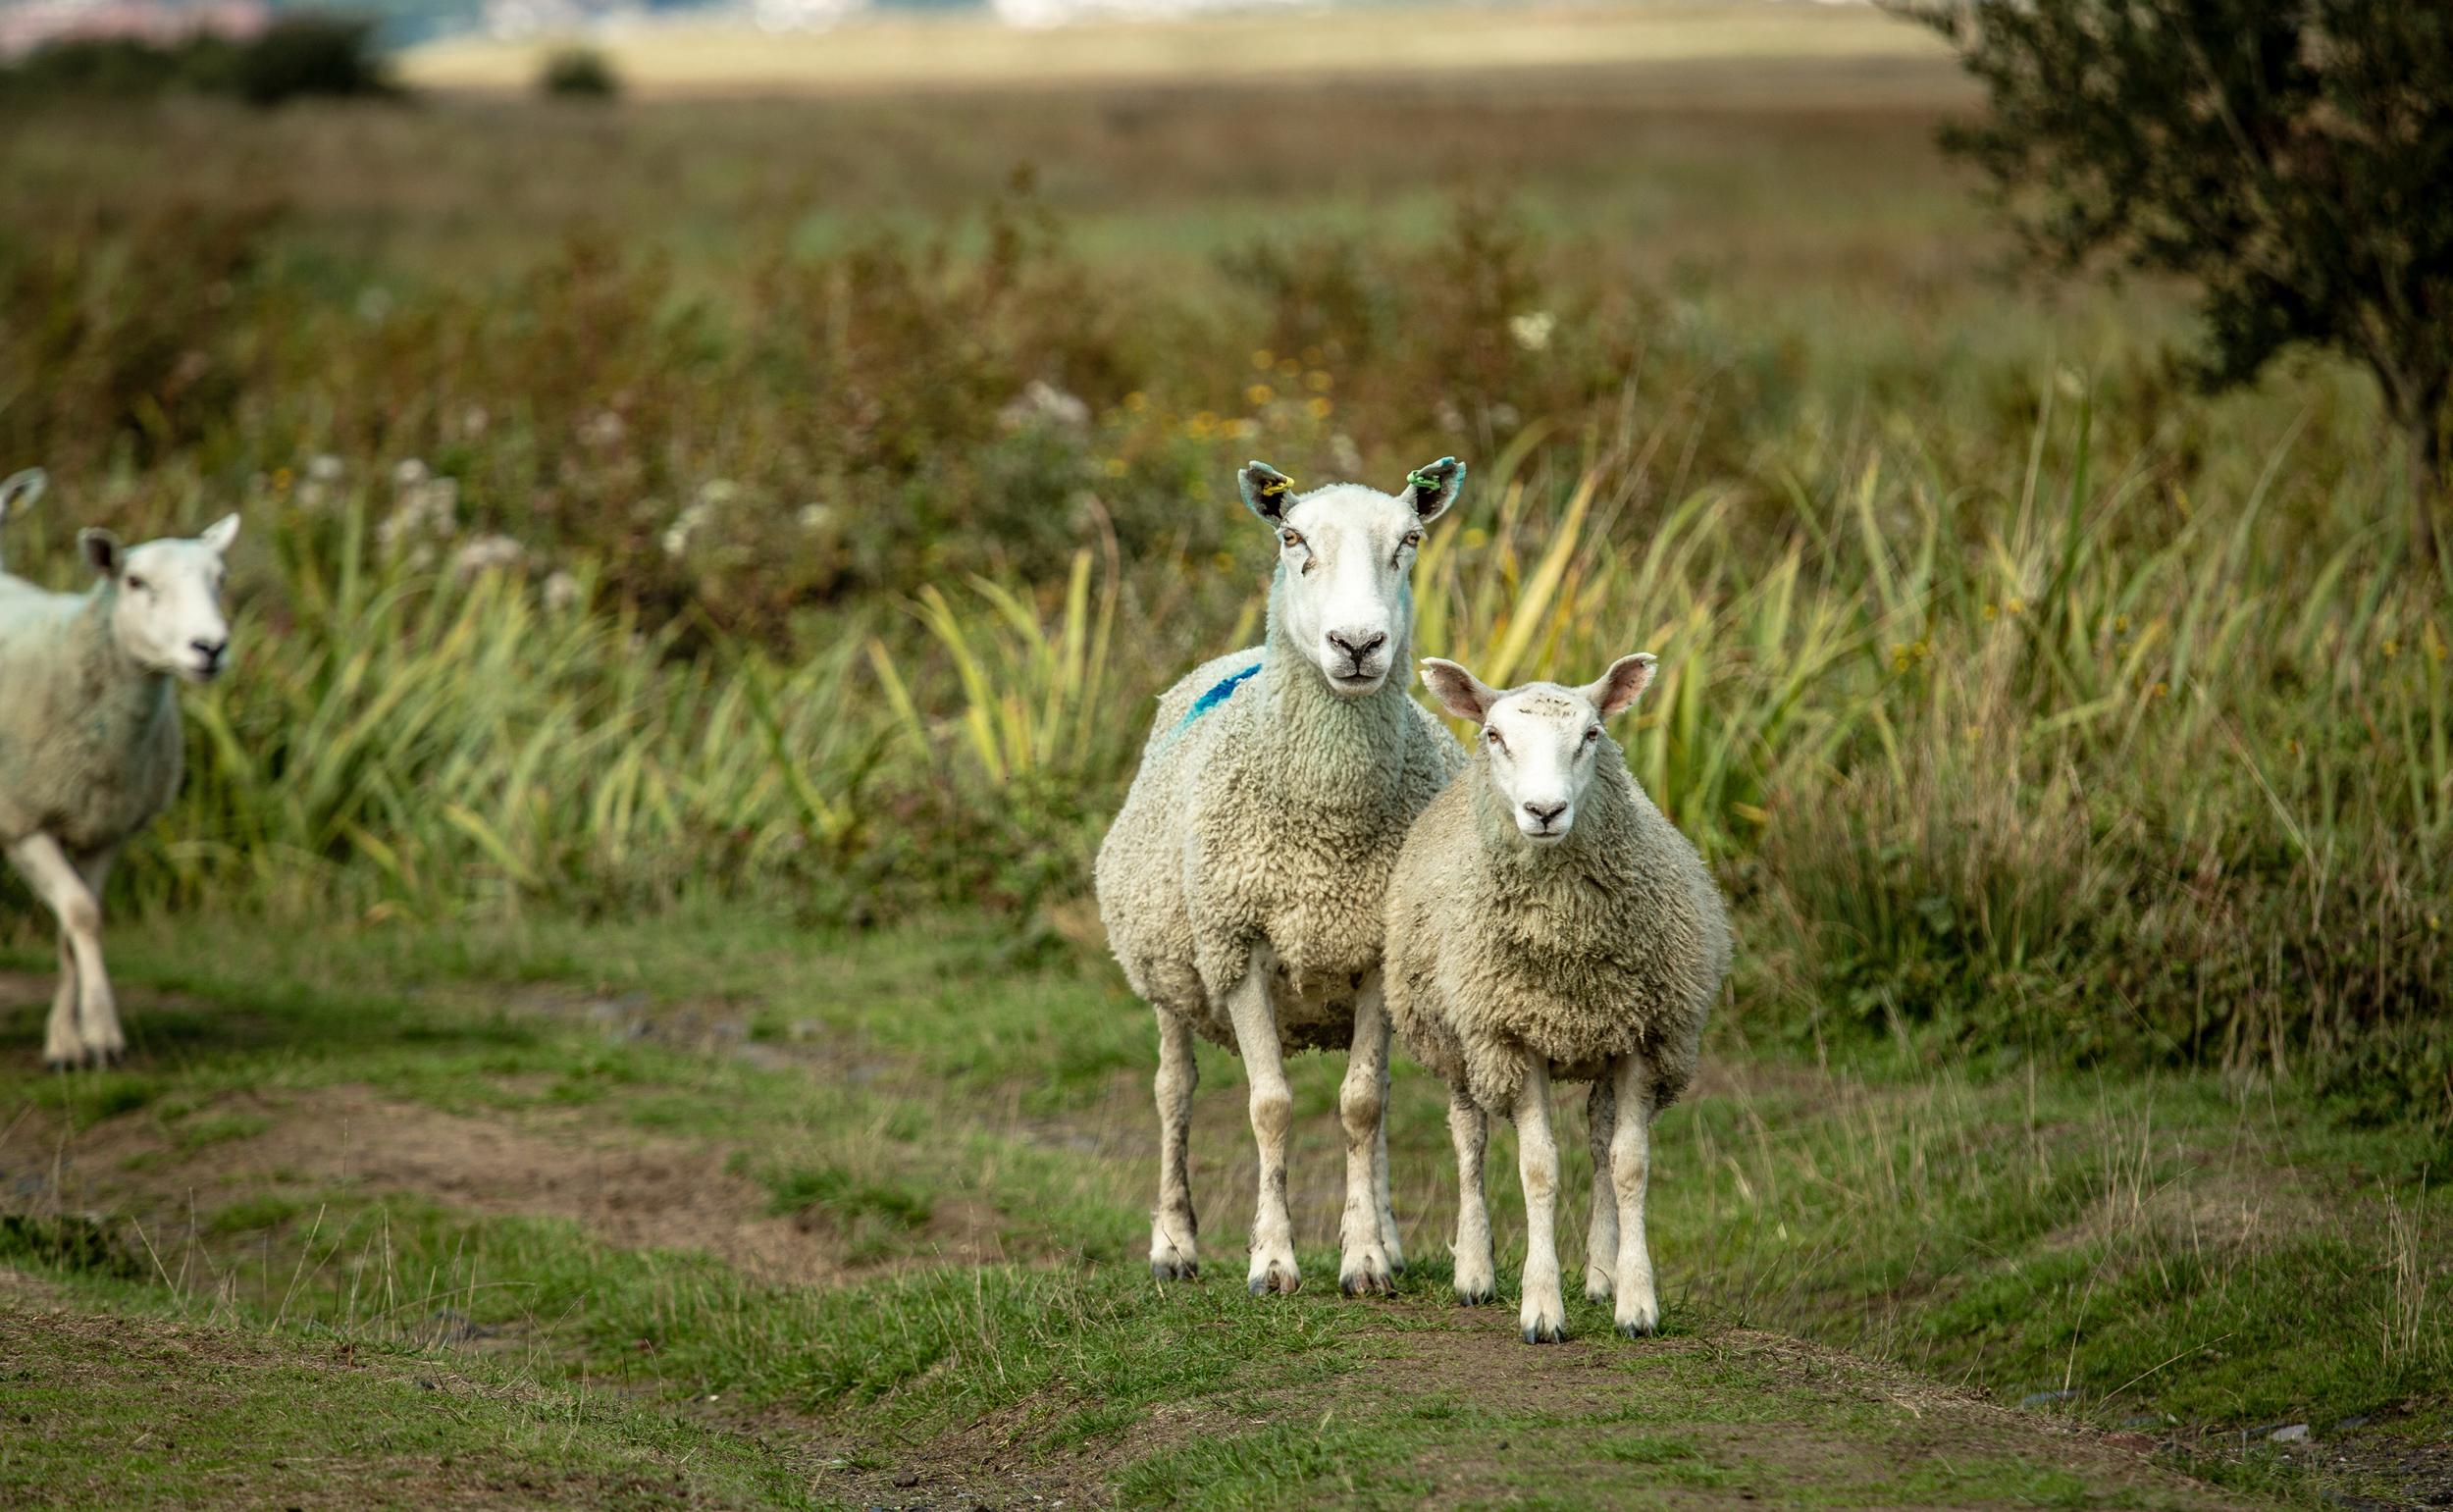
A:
200,512,240,554
1421,657,1500,723
79,528,123,579
1582,653,1658,718
1238,461,1297,524
0,468,46,523
1401,456,1465,523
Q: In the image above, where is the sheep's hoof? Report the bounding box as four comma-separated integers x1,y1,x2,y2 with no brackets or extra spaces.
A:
43,1054,78,1073
1455,1285,1495,1307
1245,1262,1301,1297
1149,1257,1199,1282
1615,1319,1659,1340
1520,1320,1567,1344
1337,1268,1393,1298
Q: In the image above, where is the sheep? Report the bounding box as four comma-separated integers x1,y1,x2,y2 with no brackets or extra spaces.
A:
1383,653,1730,1343
0,468,47,570
1096,456,1467,1297
0,503,240,1068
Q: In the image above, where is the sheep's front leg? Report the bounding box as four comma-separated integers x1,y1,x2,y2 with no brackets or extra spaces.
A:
1447,1086,1495,1305
1335,982,1394,1296
1515,1055,1566,1342
1608,1052,1661,1336
71,848,123,1062
1374,1071,1404,1276
1584,1077,1619,1302
1225,956,1299,1295
10,835,120,1068
1150,1010,1201,1280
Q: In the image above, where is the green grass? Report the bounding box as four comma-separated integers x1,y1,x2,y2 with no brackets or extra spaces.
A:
3,912,2443,1505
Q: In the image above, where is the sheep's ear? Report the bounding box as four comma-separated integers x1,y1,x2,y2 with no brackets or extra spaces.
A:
79,528,123,580
1421,657,1500,723
1238,461,1297,524
1582,653,1658,718
1401,456,1465,523
0,467,45,523
200,512,240,554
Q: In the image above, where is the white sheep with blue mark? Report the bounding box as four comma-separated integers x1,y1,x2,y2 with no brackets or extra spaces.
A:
1095,456,1467,1297
0,481,239,1068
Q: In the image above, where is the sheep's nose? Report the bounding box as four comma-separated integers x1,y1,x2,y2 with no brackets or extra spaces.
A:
1523,801,1567,828
191,638,227,666
1327,629,1387,664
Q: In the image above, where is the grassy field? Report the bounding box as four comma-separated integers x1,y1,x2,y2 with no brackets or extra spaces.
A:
1,15,2448,1507
4,911,2444,1507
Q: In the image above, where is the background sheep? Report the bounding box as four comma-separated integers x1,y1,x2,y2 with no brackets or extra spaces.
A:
0,506,240,1067
1096,456,1465,1297
1384,653,1730,1342
0,468,47,569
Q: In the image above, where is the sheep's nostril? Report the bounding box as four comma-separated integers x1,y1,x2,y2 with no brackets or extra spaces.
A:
1327,630,1387,664
191,638,227,664
1523,802,1567,826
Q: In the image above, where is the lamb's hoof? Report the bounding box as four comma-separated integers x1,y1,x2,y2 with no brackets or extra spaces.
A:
1246,1258,1301,1296
1521,1319,1567,1344
1584,1267,1614,1305
1150,1257,1199,1282
1455,1285,1495,1308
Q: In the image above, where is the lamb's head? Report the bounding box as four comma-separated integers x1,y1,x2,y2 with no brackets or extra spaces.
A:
1422,652,1657,844
1239,456,1463,698
80,514,239,683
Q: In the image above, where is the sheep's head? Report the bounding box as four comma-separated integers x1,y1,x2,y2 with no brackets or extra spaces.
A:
1240,456,1462,698
81,514,239,684
1421,653,1657,844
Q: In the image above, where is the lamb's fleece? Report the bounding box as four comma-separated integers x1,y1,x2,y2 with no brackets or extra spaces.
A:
0,581,183,855
1097,609,1463,1054
1383,737,1729,1112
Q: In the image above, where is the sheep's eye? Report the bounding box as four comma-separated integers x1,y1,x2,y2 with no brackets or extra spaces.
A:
1487,729,1506,753
1279,530,1304,550
1403,531,1422,548
1583,726,1601,745
126,575,147,593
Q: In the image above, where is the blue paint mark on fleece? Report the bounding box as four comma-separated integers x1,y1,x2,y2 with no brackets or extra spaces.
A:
1176,661,1262,732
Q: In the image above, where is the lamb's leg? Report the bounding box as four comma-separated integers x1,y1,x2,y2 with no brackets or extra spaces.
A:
9,835,116,1068
1584,1077,1619,1302
1515,1055,1566,1343
1225,958,1299,1295
1447,1086,1494,1305
1335,984,1394,1296
41,931,79,1069
1608,1052,1661,1337
70,848,123,1063
1150,1010,1201,1281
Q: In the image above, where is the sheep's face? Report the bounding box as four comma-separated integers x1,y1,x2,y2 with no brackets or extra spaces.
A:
1239,458,1462,699
82,514,239,684
1422,654,1657,844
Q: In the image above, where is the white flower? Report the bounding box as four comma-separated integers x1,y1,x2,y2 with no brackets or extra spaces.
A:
450,534,526,579
797,503,834,531
1508,311,1555,352
308,454,344,483
542,570,582,612
997,380,1091,430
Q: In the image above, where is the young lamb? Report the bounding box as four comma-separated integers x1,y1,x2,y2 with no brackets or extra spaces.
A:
0,505,240,1067
1097,457,1467,1297
1383,654,1730,1342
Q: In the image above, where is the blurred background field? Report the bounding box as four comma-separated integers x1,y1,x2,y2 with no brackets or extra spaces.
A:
0,4,2447,1503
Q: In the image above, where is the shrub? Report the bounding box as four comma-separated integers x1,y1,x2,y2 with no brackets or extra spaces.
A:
539,46,619,100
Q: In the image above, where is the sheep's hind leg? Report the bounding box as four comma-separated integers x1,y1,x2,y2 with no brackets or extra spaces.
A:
1607,1052,1661,1337
41,931,79,1069
1150,1010,1201,1281
70,848,124,1063
1335,981,1394,1296
10,835,118,1069
1447,1086,1494,1305
1514,1056,1566,1343
1584,1077,1619,1302
1225,951,1299,1295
